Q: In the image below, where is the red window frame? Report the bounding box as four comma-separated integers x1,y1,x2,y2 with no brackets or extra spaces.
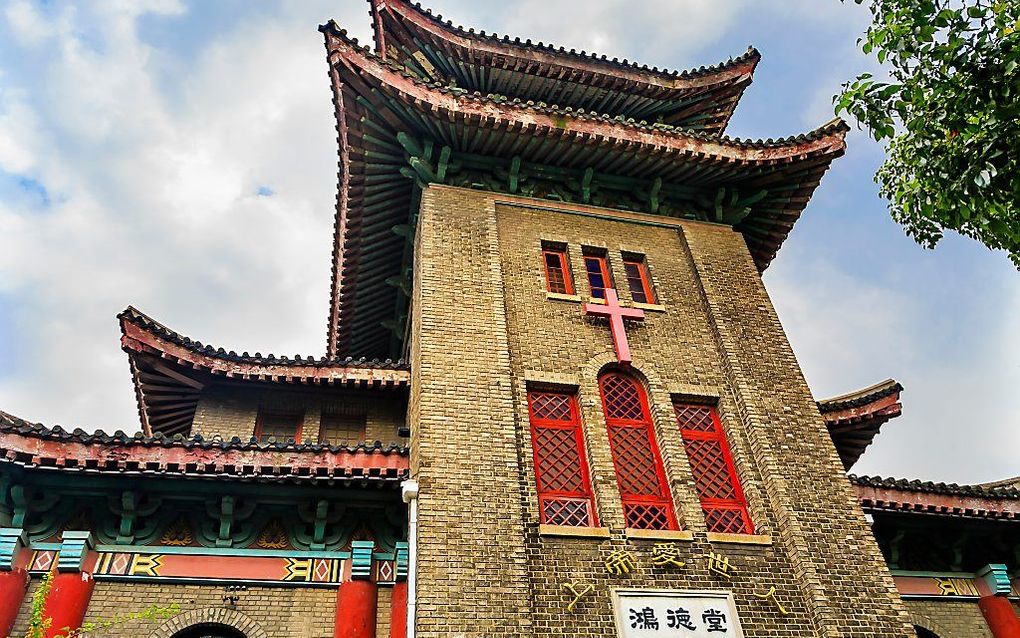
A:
674,402,754,535
623,257,655,304
527,391,598,527
254,408,304,443
584,254,612,300
542,247,574,295
599,373,678,530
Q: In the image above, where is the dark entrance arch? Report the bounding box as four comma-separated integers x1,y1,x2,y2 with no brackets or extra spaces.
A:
914,626,940,638
171,624,246,638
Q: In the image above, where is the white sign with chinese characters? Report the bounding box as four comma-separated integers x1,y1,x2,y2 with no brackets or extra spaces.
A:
612,589,744,638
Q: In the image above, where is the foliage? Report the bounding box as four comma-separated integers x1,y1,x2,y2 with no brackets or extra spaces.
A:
835,0,1020,265
22,570,179,638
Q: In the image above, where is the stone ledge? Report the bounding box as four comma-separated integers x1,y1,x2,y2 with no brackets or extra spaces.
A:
707,532,773,546
524,370,582,388
546,292,582,303
539,524,611,539
633,302,667,312
625,529,695,542
667,383,723,401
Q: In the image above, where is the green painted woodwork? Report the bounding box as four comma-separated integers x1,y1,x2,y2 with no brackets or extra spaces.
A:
0,528,26,571
57,530,94,572
394,541,409,581
351,540,374,580
977,564,1012,595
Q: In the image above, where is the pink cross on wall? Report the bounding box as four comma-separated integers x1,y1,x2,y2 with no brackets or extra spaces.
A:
584,289,645,365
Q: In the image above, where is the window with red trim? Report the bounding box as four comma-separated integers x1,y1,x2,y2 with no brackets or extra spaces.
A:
255,408,304,443
527,390,597,527
674,402,754,534
542,247,574,295
623,256,655,304
599,373,678,530
584,254,612,300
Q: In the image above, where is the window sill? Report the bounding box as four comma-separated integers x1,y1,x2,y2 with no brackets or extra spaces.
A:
625,529,694,542
539,524,611,539
546,292,582,303
633,302,666,312
707,532,772,546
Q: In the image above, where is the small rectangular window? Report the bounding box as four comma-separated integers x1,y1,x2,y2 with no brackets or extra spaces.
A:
528,390,597,527
623,256,655,304
256,408,304,443
319,413,367,445
674,402,754,534
542,247,573,295
583,254,612,300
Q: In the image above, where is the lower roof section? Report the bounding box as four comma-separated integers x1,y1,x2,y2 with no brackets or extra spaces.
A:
119,306,409,436
854,474,1020,521
0,409,408,486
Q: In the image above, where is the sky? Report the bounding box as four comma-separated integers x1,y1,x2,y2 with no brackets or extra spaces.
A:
0,0,1017,484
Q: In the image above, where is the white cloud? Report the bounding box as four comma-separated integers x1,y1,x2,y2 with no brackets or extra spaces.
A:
3,0,50,48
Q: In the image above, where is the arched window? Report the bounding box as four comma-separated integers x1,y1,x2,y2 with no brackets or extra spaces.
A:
172,625,246,638
599,372,677,530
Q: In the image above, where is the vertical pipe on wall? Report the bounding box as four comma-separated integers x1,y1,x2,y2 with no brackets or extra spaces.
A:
401,480,419,638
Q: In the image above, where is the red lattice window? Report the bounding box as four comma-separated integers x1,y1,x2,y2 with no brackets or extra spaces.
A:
600,373,677,530
528,391,597,527
542,247,574,295
674,403,754,534
584,254,612,300
623,256,655,304
255,408,304,443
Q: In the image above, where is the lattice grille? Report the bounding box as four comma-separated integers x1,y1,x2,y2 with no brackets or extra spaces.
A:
530,392,573,421
704,507,751,534
601,374,644,420
542,498,592,527
534,427,585,492
608,426,662,496
683,439,737,500
624,503,671,530
674,404,715,432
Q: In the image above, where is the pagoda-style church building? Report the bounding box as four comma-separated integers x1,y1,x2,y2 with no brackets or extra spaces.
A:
1,2,1017,637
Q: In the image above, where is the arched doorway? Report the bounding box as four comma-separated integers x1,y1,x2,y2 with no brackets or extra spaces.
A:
914,626,940,638
171,624,246,638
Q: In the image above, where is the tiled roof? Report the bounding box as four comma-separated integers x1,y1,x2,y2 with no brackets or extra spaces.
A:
853,474,1020,521
321,25,847,358
818,379,903,413
367,0,760,134
0,410,409,485
120,306,408,369
818,379,903,470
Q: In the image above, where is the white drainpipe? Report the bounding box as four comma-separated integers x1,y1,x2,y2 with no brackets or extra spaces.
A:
401,479,420,638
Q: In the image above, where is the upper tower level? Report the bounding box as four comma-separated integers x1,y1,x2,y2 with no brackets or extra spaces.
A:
320,14,847,359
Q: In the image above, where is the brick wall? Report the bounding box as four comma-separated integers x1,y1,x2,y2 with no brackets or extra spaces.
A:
906,599,993,637
191,385,407,445
408,184,913,637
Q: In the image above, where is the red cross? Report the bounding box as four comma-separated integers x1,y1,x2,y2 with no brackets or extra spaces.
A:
584,289,645,364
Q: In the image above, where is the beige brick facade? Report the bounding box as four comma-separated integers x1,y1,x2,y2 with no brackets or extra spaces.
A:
408,184,914,637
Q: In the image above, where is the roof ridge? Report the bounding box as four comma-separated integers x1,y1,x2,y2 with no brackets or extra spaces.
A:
0,408,410,454
373,0,760,81
817,379,903,412
121,305,410,369
851,474,1020,499
321,21,848,149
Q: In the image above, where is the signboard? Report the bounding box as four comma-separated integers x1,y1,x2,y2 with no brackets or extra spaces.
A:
612,589,744,637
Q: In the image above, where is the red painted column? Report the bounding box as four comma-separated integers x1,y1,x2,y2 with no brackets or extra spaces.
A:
42,572,95,638
0,528,30,637
980,595,1020,638
0,568,29,636
41,531,96,638
334,579,377,638
389,581,407,638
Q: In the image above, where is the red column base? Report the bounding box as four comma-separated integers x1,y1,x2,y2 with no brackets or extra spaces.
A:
0,568,29,637
42,572,95,638
980,595,1020,638
389,582,407,638
334,579,377,638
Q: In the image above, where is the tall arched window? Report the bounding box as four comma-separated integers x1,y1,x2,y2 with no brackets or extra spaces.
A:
599,372,677,530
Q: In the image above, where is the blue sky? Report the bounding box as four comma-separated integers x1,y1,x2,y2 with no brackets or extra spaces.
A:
0,0,1017,483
